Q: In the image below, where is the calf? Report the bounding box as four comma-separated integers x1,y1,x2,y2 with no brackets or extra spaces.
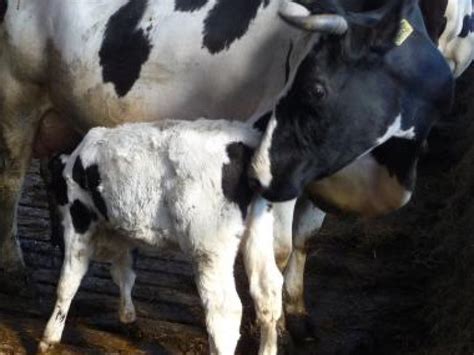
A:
39,120,282,355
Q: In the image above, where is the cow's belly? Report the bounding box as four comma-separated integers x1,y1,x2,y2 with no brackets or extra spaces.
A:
306,154,412,217
12,0,291,156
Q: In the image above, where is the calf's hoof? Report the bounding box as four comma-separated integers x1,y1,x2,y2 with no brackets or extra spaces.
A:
38,340,55,354
119,308,137,324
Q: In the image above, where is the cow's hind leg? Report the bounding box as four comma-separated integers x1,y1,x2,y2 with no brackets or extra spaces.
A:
39,224,94,351
0,74,43,291
110,249,137,324
284,195,325,341
243,197,283,355
193,240,242,354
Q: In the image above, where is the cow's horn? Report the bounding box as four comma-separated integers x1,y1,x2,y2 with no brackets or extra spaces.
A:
279,2,348,35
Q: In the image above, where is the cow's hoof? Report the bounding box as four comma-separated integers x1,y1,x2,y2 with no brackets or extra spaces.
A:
285,313,316,343
0,268,37,298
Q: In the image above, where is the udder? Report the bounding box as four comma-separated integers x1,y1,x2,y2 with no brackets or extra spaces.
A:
33,111,82,158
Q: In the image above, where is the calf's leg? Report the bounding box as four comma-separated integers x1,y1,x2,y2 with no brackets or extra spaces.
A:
39,225,94,352
110,250,137,324
243,197,283,355
193,241,242,354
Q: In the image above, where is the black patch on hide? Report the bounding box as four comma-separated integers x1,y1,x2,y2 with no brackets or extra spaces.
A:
70,200,97,234
371,138,420,189
175,0,208,12
73,156,87,190
99,0,152,97
202,0,270,54
49,156,69,206
222,142,254,219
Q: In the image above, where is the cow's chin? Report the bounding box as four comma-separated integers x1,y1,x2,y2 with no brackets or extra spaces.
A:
260,181,301,202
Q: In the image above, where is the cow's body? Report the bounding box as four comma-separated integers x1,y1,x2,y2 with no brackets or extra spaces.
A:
1,0,346,277
0,0,435,286
279,1,462,323
40,119,283,354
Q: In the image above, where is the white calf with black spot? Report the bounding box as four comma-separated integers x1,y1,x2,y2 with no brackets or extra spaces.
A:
39,120,283,355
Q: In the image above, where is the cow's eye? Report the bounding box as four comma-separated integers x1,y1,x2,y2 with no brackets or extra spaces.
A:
314,83,326,100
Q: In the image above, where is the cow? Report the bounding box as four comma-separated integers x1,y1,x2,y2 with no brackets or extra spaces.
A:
420,0,474,77
274,0,466,333
0,0,436,300
0,0,400,287
39,119,285,354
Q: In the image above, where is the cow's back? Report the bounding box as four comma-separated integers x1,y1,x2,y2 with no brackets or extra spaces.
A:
2,0,305,132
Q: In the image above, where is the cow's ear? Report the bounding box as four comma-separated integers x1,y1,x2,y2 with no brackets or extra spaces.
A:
369,0,411,53
347,0,416,54
373,0,421,54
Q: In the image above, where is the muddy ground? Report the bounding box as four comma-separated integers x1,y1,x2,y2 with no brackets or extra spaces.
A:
0,68,473,354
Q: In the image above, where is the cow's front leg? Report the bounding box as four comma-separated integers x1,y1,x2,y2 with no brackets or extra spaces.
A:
284,195,325,340
0,76,42,293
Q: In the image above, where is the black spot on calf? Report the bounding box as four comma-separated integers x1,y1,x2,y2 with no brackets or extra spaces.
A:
70,200,97,234
202,0,270,54
0,0,7,23
72,156,87,190
175,0,208,12
99,0,152,97
85,164,109,220
49,156,69,206
222,142,254,219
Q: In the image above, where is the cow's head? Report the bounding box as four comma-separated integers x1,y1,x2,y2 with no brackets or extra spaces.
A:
249,0,453,202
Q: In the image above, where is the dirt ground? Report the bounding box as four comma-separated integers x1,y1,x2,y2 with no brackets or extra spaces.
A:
0,68,473,354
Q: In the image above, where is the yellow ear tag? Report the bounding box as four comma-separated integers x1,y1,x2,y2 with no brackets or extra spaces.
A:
395,19,414,46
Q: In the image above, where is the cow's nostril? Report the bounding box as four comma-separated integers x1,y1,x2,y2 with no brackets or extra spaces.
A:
248,177,263,193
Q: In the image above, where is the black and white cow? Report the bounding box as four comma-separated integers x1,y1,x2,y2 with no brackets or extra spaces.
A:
420,0,474,77
262,0,457,321
0,0,401,283
39,119,284,354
